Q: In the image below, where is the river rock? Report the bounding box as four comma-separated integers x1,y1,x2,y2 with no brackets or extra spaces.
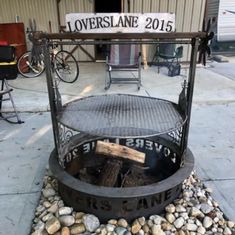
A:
34,221,45,231
161,222,173,231
151,224,165,235
150,215,166,225
181,212,189,221
184,223,197,231
43,188,56,198
115,226,127,235
198,196,207,204
195,219,202,227
75,218,83,224
117,218,128,228
175,231,186,235
45,217,61,234
166,213,175,223
123,231,132,235
175,205,186,213
224,227,232,235
42,213,54,222
131,220,141,234
57,200,64,208
174,217,184,229
31,229,48,235
99,227,107,235
213,200,219,207
43,201,52,208
197,226,206,234
227,221,235,228
59,215,75,226
31,170,235,235
75,212,85,219
203,216,213,228
218,218,225,226
34,217,40,224
61,227,70,235
142,224,149,233
53,195,60,201
190,207,204,218
211,227,217,233
147,219,154,227
137,217,145,226
36,205,46,213
165,204,176,213
106,224,115,232
200,203,213,214
138,229,145,235
58,207,73,216
47,202,59,214
82,214,100,232
108,219,118,225
38,210,47,220
70,223,86,234
205,187,213,193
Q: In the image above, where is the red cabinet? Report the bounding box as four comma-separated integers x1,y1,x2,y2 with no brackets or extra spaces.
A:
0,23,27,59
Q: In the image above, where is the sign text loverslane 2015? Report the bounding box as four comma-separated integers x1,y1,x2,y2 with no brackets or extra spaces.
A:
66,13,175,33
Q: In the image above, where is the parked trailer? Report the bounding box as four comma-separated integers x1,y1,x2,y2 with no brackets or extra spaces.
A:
217,0,235,42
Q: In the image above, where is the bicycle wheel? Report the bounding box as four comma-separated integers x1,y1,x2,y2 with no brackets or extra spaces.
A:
17,51,45,78
54,50,79,83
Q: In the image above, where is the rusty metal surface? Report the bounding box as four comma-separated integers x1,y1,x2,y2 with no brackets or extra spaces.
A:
34,31,207,41
58,94,186,138
49,133,194,222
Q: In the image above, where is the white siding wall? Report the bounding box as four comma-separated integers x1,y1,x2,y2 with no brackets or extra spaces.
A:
0,0,205,61
207,0,220,19
125,0,206,61
58,0,95,61
0,0,94,61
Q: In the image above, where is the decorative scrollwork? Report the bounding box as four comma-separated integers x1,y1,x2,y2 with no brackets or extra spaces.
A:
58,124,74,146
57,123,79,167
167,127,183,146
178,80,188,116
55,85,62,112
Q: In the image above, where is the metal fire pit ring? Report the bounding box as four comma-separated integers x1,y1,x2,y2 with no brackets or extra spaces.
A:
49,134,194,222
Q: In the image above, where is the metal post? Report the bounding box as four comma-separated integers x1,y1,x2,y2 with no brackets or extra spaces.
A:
56,0,61,32
43,40,60,157
0,80,4,112
181,37,200,153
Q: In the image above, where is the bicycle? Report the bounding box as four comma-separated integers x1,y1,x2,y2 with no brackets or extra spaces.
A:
17,20,79,83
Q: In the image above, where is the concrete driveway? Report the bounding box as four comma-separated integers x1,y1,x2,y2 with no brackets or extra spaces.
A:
0,62,235,234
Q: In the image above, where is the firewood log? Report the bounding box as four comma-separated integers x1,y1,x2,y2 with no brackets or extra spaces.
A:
98,159,122,187
95,141,145,164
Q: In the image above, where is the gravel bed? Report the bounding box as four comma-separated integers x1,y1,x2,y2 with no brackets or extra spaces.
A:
31,171,235,235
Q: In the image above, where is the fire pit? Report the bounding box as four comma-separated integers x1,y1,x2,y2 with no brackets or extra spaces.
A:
38,31,203,223
50,134,194,222
48,93,194,222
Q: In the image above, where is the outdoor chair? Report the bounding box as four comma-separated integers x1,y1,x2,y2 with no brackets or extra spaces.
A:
105,43,141,90
0,45,23,123
156,45,183,74
151,44,183,74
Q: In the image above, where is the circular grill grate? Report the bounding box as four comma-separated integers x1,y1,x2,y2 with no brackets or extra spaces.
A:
58,94,185,138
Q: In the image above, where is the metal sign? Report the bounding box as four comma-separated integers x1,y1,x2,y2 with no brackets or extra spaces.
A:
66,13,175,33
